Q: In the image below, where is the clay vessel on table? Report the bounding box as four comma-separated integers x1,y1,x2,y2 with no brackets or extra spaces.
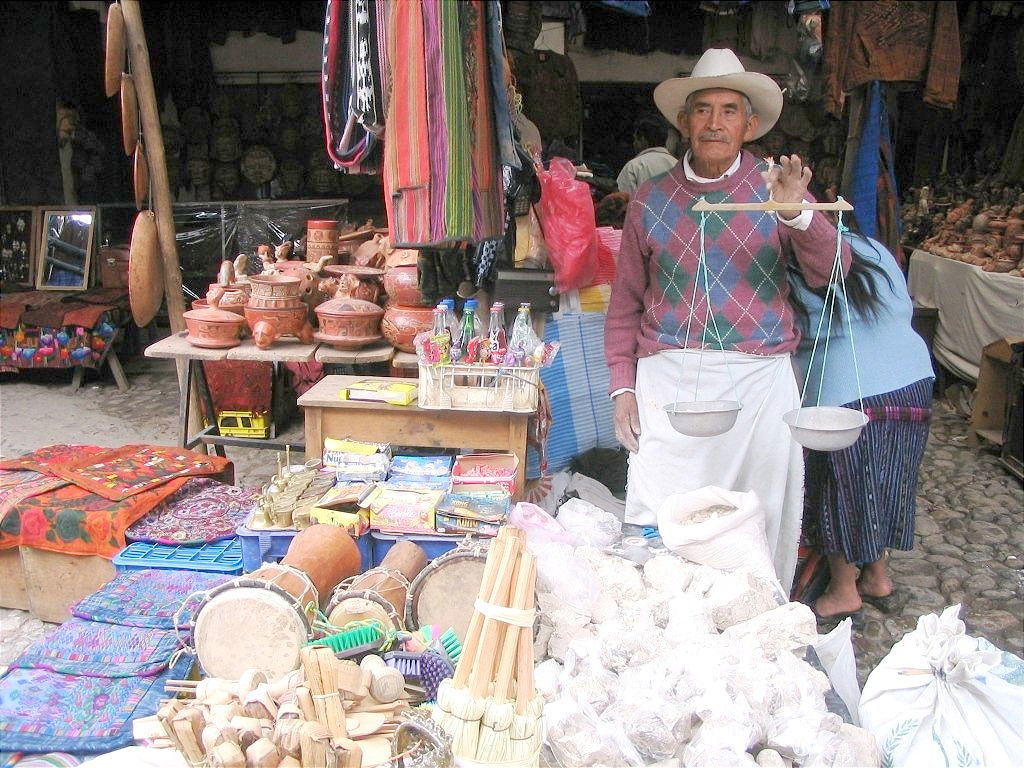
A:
245,274,314,349
383,264,431,307
381,303,434,353
314,282,385,350
203,285,248,315
306,219,338,265
323,264,384,304
350,232,388,269
184,287,246,348
260,243,334,314
337,220,377,261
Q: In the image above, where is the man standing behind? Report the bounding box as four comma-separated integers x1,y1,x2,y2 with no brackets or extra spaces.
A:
616,115,678,196
605,49,850,590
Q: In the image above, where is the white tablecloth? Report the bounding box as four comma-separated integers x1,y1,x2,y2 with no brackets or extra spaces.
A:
908,249,1024,381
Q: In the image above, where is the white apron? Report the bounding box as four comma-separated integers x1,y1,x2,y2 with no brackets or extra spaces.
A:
626,349,804,591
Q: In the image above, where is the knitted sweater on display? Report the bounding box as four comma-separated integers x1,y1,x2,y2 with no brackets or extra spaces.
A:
604,150,851,393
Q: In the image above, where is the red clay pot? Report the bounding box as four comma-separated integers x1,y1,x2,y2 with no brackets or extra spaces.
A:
323,264,384,304
314,293,385,350
381,303,434,353
184,291,245,348
383,264,431,307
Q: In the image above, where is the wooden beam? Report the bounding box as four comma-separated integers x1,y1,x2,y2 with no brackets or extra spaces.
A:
119,0,186,333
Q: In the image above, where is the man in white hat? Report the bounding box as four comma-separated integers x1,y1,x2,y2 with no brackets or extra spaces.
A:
604,48,851,591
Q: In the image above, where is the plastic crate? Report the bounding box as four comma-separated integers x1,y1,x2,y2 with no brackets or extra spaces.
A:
369,531,468,566
113,538,244,575
417,363,540,412
236,524,373,574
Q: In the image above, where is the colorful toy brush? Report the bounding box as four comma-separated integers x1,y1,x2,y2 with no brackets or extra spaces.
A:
383,650,423,681
419,650,454,702
311,619,385,659
436,627,462,665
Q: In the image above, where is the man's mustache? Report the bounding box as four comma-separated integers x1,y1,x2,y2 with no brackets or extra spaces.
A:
698,132,728,142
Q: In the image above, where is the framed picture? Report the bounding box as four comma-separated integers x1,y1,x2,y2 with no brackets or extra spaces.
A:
0,207,39,286
36,208,96,291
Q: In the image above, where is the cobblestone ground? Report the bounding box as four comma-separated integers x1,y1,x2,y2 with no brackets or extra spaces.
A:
1,359,1022,685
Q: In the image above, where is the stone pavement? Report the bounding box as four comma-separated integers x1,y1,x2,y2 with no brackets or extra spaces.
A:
1,358,1022,686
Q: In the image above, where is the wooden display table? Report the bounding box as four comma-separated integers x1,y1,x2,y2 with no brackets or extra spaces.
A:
298,375,530,497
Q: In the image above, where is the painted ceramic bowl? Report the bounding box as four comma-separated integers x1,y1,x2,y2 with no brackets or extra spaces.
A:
314,295,385,350
323,264,384,304
381,303,434,353
184,294,245,348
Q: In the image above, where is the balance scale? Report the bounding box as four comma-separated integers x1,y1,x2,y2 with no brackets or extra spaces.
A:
665,195,868,452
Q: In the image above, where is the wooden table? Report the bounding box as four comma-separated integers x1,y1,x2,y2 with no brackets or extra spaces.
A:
298,375,531,497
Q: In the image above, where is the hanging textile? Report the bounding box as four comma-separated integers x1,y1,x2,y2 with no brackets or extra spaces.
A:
850,82,902,258
385,0,505,248
321,0,388,173
823,1,960,118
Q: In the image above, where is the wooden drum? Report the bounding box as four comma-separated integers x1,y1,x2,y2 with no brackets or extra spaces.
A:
405,541,489,640
193,564,318,681
280,523,361,604
326,540,428,631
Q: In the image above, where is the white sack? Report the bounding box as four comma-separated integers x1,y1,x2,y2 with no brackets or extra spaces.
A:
858,604,1024,768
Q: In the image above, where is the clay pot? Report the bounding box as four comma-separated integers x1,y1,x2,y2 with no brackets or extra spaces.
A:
381,303,434,353
383,264,431,307
268,257,333,313
323,264,384,304
204,284,248,315
337,221,378,261
245,306,315,349
248,273,305,309
306,219,338,265
351,233,388,269
184,289,245,349
314,286,385,350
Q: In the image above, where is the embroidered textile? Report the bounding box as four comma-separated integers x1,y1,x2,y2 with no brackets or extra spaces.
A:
0,477,190,558
0,470,66,518
0,445,107,473
11,619,182,678
71,568,230,629
0,654,193,754
46,444,230,502
126,478,258,545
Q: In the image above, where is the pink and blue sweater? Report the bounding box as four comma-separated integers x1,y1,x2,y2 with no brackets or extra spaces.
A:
604,151,851,393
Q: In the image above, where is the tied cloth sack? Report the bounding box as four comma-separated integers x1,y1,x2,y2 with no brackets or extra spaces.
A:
657,486,775,581
858,604,1024,768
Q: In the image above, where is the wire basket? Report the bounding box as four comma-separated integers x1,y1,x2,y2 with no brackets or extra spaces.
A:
418,363,540,412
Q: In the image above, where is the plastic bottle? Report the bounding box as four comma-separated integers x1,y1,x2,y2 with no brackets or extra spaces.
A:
429,305,451,364
507,302,537,366
460,299,482,363
487,302,507,364
442,298,463,362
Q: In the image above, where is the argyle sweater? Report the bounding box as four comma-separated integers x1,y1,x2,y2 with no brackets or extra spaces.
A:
605,151,851,393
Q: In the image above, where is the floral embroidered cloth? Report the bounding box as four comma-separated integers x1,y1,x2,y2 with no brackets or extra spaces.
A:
126,478,259,545
11,618,182,678
0,653,193,754
0,445,107,473
71,568,231,630
0,477,190,558
0,469,67,518
44,444,231,501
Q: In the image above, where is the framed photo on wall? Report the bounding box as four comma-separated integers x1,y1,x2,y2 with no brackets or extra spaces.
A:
36,208,96,291
0,207,40,286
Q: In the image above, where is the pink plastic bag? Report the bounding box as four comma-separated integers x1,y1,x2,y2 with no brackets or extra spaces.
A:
536,158,599,292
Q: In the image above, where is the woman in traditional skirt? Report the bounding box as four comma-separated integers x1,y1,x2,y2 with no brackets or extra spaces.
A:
789,228,934,618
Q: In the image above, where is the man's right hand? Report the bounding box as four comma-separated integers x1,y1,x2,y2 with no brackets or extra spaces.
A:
613,391,641,453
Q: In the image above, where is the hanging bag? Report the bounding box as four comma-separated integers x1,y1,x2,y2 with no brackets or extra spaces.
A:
534,157,599,292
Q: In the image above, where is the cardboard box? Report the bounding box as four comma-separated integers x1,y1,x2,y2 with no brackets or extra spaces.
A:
451,453,519,494
970,337,1024,448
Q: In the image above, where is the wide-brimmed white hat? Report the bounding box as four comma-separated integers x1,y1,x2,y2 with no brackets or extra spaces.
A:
654,48,783,140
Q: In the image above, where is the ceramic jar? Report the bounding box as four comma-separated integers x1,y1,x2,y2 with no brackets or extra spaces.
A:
306,219,338,265
381,304,434,353
202,285,248,315
184,289,246,348
314,287,385,350
383,264,431,307
245,274,314,348
337,222,378,262
323,265,384,305
351,233,388,268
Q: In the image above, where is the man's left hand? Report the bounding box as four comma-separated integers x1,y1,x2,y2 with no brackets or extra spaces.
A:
762,154,812,204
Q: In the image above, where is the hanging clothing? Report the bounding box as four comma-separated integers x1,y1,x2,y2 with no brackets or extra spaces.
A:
848,82,902,255
823,1,960,117
626,349,805,591
321,0,387,172
509,49,582,144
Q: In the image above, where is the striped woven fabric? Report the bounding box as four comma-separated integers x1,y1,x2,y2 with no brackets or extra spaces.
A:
806,376,933,565
422,0,449,243
440,0,473,240
384,0,431,244
863,405,933,423
464,0,504,241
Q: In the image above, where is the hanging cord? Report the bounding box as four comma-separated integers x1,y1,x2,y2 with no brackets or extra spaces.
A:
698,210,739,402
673,207,709,406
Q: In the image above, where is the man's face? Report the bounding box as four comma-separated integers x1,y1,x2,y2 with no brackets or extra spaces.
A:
676,88,759,168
